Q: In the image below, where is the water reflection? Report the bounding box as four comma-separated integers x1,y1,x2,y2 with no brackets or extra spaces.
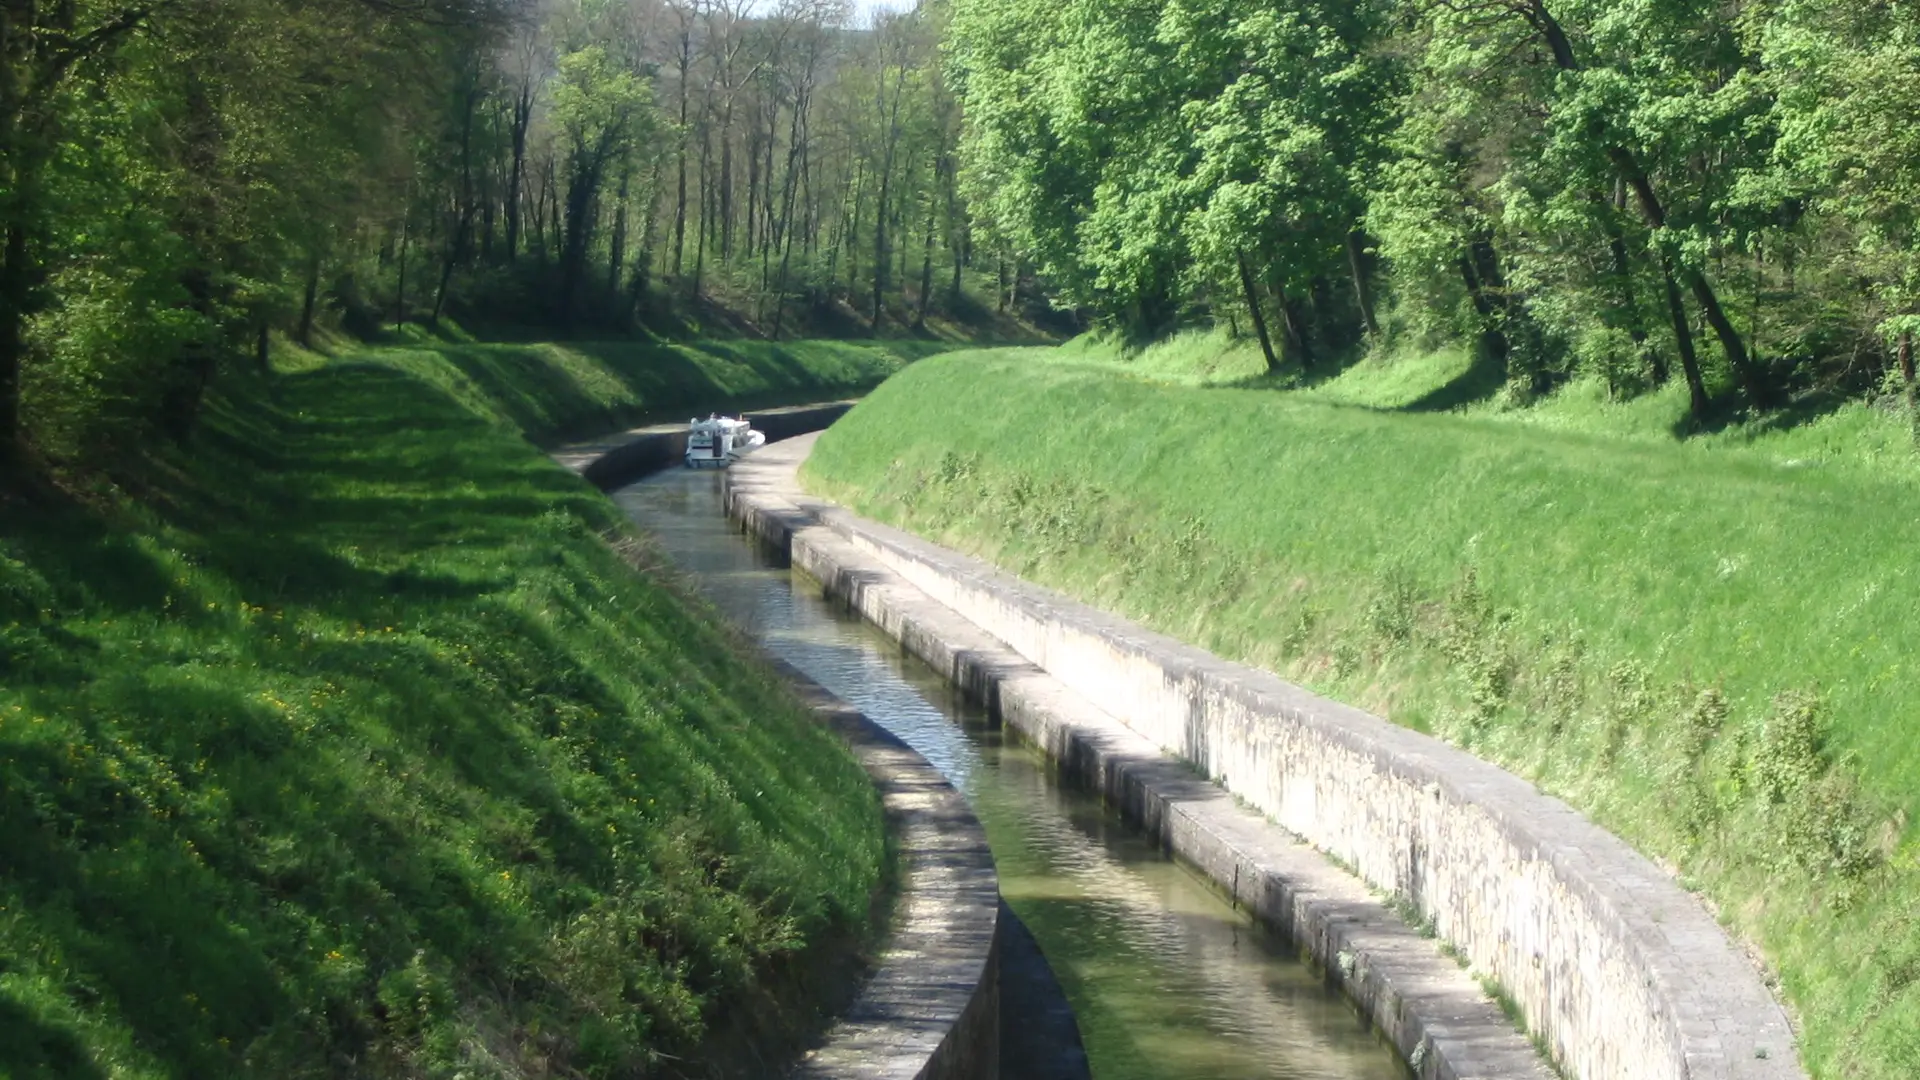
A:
614,470,1407,1080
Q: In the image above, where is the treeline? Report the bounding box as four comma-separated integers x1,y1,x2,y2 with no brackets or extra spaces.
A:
949,0,1920,416
0,0,514,457
1,0,973,463
478,0,970,341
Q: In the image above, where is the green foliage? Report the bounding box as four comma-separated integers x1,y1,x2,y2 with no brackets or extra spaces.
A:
804,347,1920,1078
950,0,1920,412
0,343,892,1077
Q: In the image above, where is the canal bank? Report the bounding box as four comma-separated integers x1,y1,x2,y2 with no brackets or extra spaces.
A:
727,433,1802,1080
615,466,1411,1080
558,408,1008,1079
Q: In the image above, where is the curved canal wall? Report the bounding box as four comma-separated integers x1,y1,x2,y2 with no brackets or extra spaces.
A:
557,411,1003,1080
728,433,1804,1080
554,401,855,489
778,669,1002,1080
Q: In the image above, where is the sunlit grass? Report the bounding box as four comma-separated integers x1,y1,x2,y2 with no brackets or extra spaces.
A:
0,341,893,1077
281,322,944,446
804,347,1920,1080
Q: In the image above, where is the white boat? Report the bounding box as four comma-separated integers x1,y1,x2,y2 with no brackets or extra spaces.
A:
685,414,767,468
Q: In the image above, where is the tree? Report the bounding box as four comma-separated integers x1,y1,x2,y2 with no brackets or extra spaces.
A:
551,44,658,326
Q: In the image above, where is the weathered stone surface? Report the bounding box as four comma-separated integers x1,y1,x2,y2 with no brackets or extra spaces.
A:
781,672,1002,1080
730,433,1804,1080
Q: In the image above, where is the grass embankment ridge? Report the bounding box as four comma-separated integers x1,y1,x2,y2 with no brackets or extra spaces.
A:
298,326,946,446
803,347,1920,1080
0,335,905,1078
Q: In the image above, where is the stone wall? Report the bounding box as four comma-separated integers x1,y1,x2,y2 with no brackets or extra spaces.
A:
552,415,1002,1080
779,672,1002,1080
732,434,1804,1080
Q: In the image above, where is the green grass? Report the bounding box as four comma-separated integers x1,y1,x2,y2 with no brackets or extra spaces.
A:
294,323,947,446
802,346,1920,1080
0,340,894,1078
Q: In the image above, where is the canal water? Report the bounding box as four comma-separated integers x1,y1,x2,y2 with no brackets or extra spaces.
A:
614,467,1409,1080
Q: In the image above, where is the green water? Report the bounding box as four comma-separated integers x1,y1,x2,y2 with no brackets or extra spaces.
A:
616,469,1409,1080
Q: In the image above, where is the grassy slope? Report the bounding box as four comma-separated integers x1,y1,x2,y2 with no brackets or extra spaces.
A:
0,337,902,1079
803,345,1920,1079
318,326,944,445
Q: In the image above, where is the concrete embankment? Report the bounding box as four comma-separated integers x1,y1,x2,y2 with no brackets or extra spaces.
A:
728,433,1804,1080
778,669,1003,1080
558,409,1005,1080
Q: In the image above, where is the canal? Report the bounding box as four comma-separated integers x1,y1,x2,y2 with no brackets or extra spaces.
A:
615,466,1409,1080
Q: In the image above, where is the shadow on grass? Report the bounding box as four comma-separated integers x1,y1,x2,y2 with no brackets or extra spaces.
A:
1399,343,1508,413
1667,385,1853,442
393,336,911,444
0,354,888,1078
1206,341,1374,394
0,996,112,1080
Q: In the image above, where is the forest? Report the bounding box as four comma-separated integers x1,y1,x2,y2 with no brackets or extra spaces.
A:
950,0,1920,422
11,0,1920,472
1,0,979,466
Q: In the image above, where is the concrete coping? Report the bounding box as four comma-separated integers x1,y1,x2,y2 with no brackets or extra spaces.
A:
777,669,1002,1080
729,433,1806,1080
551,414,1003,1080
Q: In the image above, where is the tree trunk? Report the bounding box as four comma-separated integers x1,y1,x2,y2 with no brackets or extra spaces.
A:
1604,178,1659,382
1468,235,1547,393
871,178,890,333
1901,330,1915,385
547,159,562,267
915,193,936,329
951,240,965,311
1660,254,1710,419
872,54,909,335
1237,250,1279,373
1279,291,1313,370
845,163,863,302
506,80,532,262
298,251,322,347
560,129,615,331
395,216,410,331
673,24,691,277
720,103,736,259
0,219,24,451
1605,124,1763,405
433,86,479,329
674,141,689,277
609,165,630,297
1345,229,1380,338
694,125,712,297
530,163,548,260
1524,0,1763,405
1459,254,1513,373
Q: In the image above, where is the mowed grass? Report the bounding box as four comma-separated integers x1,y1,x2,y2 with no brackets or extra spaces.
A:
0,343,894,1078
298,325,945,446
803,347,1920,1079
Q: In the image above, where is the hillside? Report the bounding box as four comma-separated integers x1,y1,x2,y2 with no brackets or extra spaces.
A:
0,336,901,1078
803,343,1920,1079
